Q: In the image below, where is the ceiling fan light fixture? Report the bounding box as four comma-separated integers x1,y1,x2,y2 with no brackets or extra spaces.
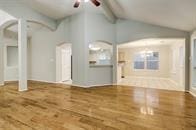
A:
73,0,100,8
84,0,89,3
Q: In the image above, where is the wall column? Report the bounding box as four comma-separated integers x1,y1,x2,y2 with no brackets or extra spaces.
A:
113,43,117,84
0,30,4,86
18,19,28,91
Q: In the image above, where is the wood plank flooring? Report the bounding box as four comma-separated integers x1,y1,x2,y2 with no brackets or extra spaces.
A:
0,81,195,130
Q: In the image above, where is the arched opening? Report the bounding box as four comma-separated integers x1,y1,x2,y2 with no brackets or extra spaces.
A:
56,43,72,85
89,41,113,66
1,19,54,32
0,19,54,86
88,40,114,86
116,38,186,91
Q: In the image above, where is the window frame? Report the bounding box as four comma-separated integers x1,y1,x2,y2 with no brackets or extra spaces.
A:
133,51,160,71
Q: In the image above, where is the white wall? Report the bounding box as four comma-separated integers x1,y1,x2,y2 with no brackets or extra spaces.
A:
190,31,196,95
29,13,89,86
169,42,185,88
0,43,3,85
0,10,16,28
88,66,113,86
29,12,116,86
85,12,116,86
69,13,87,86
7,46,18,67
4,44,18,81
116,19,190,90
119,45,170,78
116,19,188,44
0,31,4,85
28,12,189,88
29,18,69,82
0,37,19,81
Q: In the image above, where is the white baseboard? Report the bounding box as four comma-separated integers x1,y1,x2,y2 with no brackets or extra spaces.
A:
189,91,196,97
4,79,115,88
89,84,113,87
5,80,18,82
19,88,28,92
71,84,89,88
61,83,113,88
125,76,169,80
168,79,178,86
29,79,57,84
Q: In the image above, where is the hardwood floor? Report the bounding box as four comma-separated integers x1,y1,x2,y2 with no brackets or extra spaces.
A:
0,81,195,130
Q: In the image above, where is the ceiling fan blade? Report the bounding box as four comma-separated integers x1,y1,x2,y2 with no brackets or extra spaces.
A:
74,0,80,8
90,0,100,7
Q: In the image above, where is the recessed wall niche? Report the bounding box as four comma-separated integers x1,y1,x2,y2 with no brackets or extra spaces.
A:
7,46,18,67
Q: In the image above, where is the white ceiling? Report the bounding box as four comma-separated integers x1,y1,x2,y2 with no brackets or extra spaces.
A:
118,38,185,48
23,0,102,19
108,0,196,31
22,0,196,32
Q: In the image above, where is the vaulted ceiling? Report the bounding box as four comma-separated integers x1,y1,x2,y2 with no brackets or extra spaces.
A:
22,0,196,31
23,0,102,19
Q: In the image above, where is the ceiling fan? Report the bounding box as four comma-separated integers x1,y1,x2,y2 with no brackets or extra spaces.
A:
74,0,101,8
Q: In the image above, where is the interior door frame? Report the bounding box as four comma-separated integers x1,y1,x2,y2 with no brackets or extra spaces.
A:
56,42,72,83
190,37,196,91
61,44,72,81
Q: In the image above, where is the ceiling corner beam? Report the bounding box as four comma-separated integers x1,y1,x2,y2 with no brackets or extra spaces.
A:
100,0,117,24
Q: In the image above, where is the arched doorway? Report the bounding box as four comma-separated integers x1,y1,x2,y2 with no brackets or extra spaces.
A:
116,38,186,91
0,19,55,90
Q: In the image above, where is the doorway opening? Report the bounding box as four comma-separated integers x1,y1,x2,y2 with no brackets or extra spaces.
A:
191,38,196,93
56,43,72,85
117,38,185,91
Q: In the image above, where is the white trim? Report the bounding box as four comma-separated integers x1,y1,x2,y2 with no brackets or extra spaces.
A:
30,79,113,88
29,79,57,84
58,80,72,86
29,79,88,88
56,43,72,83
71,84,113,88
192,87,196,91
190,36,196,95
123,76,169,80
5,80,18,82
71,84,89,88
168,79,185,91
189,91,196,97
133,51,160,71
19,88,28,92
89,84,113,87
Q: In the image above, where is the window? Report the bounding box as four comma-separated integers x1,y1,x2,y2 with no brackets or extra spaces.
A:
146,52,159,70
133,52,159,70
134,53,145,69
